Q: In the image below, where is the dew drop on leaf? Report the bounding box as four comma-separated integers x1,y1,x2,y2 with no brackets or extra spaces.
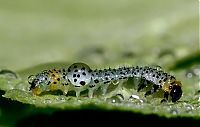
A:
184,104,194,113
169,108,179,115
106,94,124,103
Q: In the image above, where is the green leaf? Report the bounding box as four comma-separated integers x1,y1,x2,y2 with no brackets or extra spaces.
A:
1,67,199,118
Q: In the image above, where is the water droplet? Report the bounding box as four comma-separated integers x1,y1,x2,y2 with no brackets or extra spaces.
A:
184,104,194,113
186,72,193,78
169,109,178,115
129,94,144,103
57,96,66,102
106,94,124,103
44,98,52,104
129,94,140,99
0,69,18,79
193,68,200,76
185,67,200,78
28,75,35,84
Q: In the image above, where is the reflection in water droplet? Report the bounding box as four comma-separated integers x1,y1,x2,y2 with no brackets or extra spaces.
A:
186,72,193,78
112,99,116,103
169,109,178,115
106,94,124,103
116,93,124,100
129,94,144,103
129,94,140,99
184,104,194,113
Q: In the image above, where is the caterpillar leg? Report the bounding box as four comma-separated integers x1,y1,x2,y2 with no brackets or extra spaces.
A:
61,85,70,95
101,83,110,96
144,84,160,97
88,85,97,98
114,81,124,92
137,78,149,92
107,81,124,98
74,88,81,98
105,81,124,100
161,91,169,103
88,88,94,98
74,85,88,98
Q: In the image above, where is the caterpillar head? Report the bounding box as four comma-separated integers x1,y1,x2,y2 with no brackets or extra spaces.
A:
28,70,50,95
67,63,92,87
169,81,182,102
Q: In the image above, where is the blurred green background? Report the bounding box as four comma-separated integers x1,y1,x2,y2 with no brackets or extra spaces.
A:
0,0,199,127
0,0,198,71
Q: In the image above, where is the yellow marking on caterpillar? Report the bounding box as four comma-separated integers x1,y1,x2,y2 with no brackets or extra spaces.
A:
49,69,61,91
32,87,42,95
50,82,58,91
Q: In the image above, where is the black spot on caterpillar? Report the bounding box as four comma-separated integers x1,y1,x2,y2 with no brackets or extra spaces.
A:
28,62,182,102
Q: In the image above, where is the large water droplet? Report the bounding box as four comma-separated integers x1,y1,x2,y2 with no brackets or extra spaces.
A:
106,94,124,103
0,69,18,79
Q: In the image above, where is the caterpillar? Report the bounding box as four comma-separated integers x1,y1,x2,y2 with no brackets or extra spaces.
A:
28,62,182,102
